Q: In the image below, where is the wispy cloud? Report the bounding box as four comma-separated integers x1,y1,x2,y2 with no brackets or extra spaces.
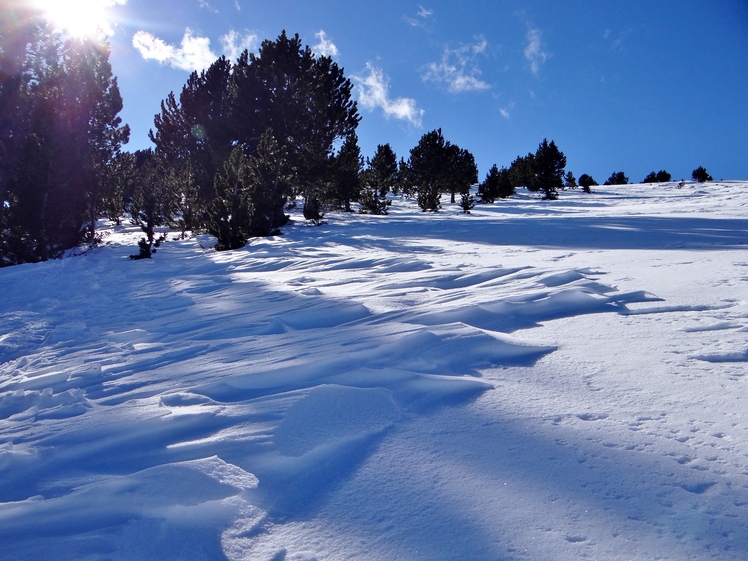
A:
220,30,258,61
422,37,491,93
604,28,631,52
313,30,339,58
352,63,424,127
403,5,433,29
417,5,433,18
133,29,217,71
499,107,511,119
198,0,218,13
524,27,548,76
235,1,241,10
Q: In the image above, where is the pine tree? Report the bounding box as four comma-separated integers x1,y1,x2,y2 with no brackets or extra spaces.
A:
691,166,712,182
0,16,128,265
129,150,174,259
358,144,396,215
207,146,254,251
578,174,597,193
564,171,577,189
406,129,476,212
604,171,629,185
533,139,566,199
331,133,363,212
246,129,293,236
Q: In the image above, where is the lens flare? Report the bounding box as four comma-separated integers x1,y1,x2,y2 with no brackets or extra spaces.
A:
33,0,125,38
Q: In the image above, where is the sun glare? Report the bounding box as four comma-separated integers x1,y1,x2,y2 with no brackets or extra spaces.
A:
34,0,124,38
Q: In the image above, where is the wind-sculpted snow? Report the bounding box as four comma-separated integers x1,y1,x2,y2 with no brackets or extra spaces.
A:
1,182,748,560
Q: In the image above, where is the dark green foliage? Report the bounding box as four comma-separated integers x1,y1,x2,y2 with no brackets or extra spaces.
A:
246,129,293,236
604,171,629,185
150,57,233,217
478,164,514,202
230,31,360,198
578,174,597,193
643,170,672,183
207,146,254,251
358,144,395,215
129,150,175,258
692,166,712,182
0,9,129,266
149,30,360,238
331,133,363,212
533,139,566,199
508,153,537,191
564,171,577,189
405,129,477,212
459,192,475,214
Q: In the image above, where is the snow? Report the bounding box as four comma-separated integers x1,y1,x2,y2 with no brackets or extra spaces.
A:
1,181,747,560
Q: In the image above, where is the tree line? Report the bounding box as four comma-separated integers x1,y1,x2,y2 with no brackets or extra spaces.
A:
0,12,718,266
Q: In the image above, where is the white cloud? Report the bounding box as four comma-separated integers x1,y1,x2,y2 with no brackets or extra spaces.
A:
198,0,218,13
352,63,424,127
133,29,217,72
524,28,548,75
422,38,491,93
404,5,433,29
499,108,511,119
313,30,339,58
235,1,241,10
417,5,433,18
220,29,258,61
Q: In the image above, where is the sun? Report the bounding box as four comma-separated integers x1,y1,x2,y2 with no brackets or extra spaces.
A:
33,0,124,38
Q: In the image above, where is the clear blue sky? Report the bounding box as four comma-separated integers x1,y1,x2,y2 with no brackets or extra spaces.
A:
41,0,748,182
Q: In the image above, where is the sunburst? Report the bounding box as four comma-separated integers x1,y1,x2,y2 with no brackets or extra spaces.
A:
33,0,125,38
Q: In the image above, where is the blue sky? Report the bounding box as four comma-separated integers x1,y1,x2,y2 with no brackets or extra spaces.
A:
40,0,748,182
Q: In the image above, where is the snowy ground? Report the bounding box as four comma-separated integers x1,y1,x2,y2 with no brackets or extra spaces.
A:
1,182,747,560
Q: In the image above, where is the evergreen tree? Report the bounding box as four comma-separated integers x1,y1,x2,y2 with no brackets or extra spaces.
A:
578,173,597,193
0,12,128,266
604,171,629,185
246,129,293,236
150,57,233,215
533,139,566,199
207,146,254,251
358,143,396,215
459,192,476,213
508,153,537,191
331,133,363,212
230,31,360,197
643,170,672,183
691,166,712,182
406,129,476,212
564,171,577,189
129,150,174,259
478,164,501,203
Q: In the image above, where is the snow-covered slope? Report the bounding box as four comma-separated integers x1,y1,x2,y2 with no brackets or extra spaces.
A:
1,182,747,560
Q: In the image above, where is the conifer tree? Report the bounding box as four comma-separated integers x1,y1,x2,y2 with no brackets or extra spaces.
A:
406,129,476,212
129,150,174,259
579,174,597,193
604,171,629,185
479,165,515,202
533,139,566,199
564,171,577,189
207,146,254,251
246,129,293,236
359,144,396,215
331,133,363,212
0,12,128,265
691,166,712,182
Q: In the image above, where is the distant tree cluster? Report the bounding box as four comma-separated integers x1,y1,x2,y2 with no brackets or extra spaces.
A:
643,170,672,183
